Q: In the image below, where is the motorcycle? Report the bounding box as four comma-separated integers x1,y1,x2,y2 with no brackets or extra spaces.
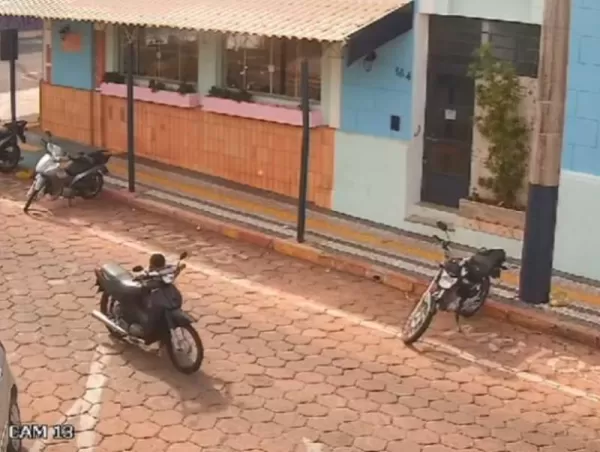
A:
91,251,204,374
0,120,27,173
401,220,508,345
23,131,111,212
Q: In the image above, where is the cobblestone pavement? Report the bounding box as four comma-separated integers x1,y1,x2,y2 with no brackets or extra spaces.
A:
1,177,600,452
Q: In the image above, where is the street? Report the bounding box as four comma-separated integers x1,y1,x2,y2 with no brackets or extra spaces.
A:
0,175,599,452
0,31,41,121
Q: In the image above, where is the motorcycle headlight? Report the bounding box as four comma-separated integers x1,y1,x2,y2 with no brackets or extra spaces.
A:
161,273,175,284
438,272,457,289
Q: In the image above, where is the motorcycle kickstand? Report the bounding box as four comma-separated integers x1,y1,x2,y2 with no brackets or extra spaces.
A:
454,311,463,333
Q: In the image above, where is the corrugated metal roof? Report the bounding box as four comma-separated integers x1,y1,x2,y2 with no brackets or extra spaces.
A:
0,0,412,42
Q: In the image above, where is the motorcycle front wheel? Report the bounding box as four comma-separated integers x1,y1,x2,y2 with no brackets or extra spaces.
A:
79,172,104,199
166,325,204,374
23,181,42,213
401,287,438,345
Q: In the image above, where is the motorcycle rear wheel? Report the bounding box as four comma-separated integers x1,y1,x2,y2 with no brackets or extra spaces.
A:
0,144,21,173
79,173,104,199
402,288,437,345
166,325,204,374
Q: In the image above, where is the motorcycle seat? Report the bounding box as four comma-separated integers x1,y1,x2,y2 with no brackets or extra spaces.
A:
99,263,143,297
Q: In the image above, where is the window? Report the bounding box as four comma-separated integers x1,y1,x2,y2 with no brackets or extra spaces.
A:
486,21,541,78
224,35,322,101
118,27,199,84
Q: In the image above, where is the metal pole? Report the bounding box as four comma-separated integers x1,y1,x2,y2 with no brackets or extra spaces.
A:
126,29,135,192
519,0,571,304
296,58,311,243
9,31,17,123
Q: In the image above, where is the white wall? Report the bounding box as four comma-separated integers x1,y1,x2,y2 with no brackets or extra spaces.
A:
554,171,600,280
332,131,410,227
418,0,543,24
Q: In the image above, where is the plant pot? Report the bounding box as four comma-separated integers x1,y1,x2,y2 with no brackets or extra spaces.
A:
99,83,201,108
201,97,324,127
459,198,525,230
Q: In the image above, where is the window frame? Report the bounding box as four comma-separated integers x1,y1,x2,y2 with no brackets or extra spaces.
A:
221,34,323,106
116,26,200,89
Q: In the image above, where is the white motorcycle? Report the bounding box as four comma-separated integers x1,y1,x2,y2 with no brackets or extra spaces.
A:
24,131,110,212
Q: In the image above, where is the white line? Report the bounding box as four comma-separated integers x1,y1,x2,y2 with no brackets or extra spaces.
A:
302,437,324,452
28,348,108,452
82,225,600,404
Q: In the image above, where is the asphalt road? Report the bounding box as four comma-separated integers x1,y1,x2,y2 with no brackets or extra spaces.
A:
0,175,599,452
0,32,42,93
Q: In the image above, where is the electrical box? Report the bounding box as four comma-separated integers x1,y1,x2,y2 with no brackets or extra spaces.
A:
0,29,18,61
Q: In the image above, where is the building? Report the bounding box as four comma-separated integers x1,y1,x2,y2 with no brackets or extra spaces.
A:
554,0,600,280
1,0,548,270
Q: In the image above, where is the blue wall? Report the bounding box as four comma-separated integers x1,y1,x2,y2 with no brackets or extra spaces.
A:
562,0,600,176
340,30,414,140
51,21,95,90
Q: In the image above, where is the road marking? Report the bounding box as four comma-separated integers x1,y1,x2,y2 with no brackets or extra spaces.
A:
302,437,323,451
28,347,107,452
83,225,600,404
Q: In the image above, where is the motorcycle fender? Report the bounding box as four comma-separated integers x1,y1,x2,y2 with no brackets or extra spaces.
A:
165,309,196,328
94,269,105,293
71,165,104,186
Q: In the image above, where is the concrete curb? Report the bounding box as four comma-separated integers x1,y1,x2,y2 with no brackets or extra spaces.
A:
103,187,600,349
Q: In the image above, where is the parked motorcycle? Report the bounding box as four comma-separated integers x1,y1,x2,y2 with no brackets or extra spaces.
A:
401,220,508,345
23,131,111,212
91,252,204,374
0,120,27,173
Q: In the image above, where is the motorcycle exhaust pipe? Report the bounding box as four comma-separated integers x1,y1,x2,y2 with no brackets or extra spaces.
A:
91,310,128,336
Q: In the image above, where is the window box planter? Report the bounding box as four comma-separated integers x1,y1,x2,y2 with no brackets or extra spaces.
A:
458,198,525,240
99,82,200,108
201,96,324,128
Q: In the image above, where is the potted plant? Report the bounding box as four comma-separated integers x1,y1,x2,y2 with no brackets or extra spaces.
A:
201,86,324,127
459,43,530,232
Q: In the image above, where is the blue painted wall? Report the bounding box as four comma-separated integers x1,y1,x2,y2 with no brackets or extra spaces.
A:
340,30,414,140
51,21,95,90
562,0,600,176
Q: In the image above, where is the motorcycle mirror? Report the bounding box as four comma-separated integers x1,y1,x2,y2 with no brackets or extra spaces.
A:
436,221,448,232
132,265,144,272
179,251,188,260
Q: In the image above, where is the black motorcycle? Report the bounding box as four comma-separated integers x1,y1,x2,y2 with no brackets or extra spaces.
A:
0,120,27,172
92,252,204,374
402,221,508,345
24,131,111,212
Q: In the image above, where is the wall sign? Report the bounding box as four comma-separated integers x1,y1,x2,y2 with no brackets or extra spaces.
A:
395,66,411,80
444,109,457,120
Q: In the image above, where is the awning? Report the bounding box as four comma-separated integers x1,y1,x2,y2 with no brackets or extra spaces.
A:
0,0,413,43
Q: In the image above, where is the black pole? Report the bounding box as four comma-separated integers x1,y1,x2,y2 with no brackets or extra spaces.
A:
518,0,570,304
296,59,310,243
9,55,16,123
126,30,135,192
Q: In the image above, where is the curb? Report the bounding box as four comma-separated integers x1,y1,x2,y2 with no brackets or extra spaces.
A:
103,187,600,349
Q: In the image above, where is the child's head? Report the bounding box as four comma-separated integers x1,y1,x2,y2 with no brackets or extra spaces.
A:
149,253,166,270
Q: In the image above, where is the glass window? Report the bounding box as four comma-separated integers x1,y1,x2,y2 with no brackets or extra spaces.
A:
487,21,541,78
224,35,322,101
118,27,199,84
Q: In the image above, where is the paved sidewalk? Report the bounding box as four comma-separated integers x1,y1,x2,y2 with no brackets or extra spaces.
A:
1,175,600,452
14,138,600,342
